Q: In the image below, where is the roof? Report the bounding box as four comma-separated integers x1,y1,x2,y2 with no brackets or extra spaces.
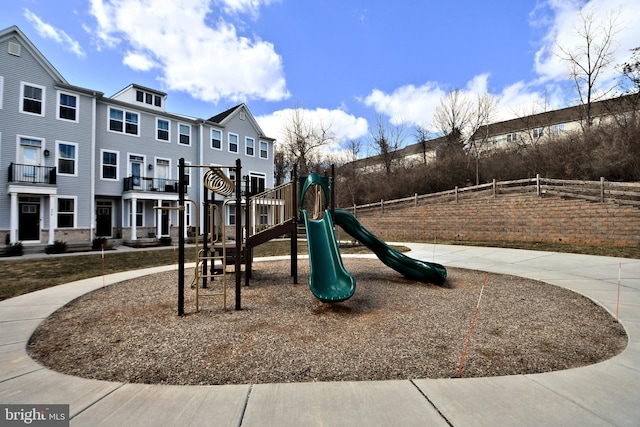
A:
208,104,243,124
471,92,640,140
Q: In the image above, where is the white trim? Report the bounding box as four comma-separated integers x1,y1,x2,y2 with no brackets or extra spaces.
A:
228,132,239,153
16,134,45,165
156,117,171,143
57,195,78,228
107,106,140,136
0,75,4,110
19,81,46,117
245,136,255,157
178,122,191,146
55,140,79,177
211,128,223,150
56,89,79,123
259,140,269,160
100,149,119,181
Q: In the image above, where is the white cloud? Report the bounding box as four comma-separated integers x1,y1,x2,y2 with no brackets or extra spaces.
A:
215,0,281,19
122,51,158,71
256,107,369,150
533,0,640,87
23,9,85,58
362,82,446,128
362,0,640,134
88,0,289,104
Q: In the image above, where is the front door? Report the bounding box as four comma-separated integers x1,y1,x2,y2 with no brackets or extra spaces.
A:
19,138,42,182
130,155,143,189
96,201,112,237
18,197,40,241
161,201,170,236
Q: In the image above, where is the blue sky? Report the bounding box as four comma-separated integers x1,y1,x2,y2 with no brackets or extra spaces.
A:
2,0,639,157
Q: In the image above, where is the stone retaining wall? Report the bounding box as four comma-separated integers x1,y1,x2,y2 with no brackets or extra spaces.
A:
345,194,640,247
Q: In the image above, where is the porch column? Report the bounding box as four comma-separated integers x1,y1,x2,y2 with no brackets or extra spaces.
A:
49,195,57,244
9,192,17,243
131,197,137,240
157,199,162,237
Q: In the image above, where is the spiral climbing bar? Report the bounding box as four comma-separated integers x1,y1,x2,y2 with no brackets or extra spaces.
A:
203,167,234,196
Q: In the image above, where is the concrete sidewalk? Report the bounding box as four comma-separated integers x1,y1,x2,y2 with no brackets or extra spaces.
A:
1,244,639,426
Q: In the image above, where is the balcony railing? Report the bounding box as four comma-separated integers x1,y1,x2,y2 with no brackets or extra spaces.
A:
123,176,179,193
8,163,57,185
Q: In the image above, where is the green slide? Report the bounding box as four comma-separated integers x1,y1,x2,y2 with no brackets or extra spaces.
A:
300,174,356,302
333,209,447,285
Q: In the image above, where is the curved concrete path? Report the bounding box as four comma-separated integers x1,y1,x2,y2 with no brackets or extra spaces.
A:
1,244,639,426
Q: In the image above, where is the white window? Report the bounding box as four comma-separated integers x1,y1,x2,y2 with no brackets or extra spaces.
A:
18,136,43,180
157,118,170,141
179,124,190,145
183,161,191,187
532,127,544,138
101,150,118,180
250,173,266,194
259,140,268,159
245,137,255,156
56,141,78,176
57,91,78,122
20,82,45,116
109,107,139,135
57,197,76,228
506,133,518,143
136,90,162,108
211,129,222,150
227,204,236,226
551,124,565,135
229,133,238,153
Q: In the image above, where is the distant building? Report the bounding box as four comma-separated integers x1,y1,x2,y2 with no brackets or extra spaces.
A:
349,93,639,172
0,25,275,248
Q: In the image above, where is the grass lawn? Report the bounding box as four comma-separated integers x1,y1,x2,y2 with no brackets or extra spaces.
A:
1,239,637,301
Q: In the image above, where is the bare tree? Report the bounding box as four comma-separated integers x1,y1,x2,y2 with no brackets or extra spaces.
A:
467,92,498,184
273,149,288,185
620,47,640,93
555,7,620,129
414,125,431,165
433,89,472,150
370,115,407,175
279,106,335,176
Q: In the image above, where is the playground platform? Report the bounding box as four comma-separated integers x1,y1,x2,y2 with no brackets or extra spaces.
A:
1,244,639,426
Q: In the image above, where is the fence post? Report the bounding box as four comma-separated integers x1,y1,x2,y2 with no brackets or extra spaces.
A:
536,174,541,197
381,199,384,214
600,177,605,202
415,193,418,207
455,186,459,203
492,179,496,197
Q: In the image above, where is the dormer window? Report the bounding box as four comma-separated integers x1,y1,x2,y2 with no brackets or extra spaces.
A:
135,89,162,108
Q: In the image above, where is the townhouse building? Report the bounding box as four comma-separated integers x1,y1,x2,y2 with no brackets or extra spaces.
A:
349,93,639,174
0,26,275,249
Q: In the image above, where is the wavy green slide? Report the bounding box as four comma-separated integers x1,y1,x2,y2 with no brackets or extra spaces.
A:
333,209,447,285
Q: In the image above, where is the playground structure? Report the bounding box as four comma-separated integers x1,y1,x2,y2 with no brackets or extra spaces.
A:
173,159,447,315
174,158,299,315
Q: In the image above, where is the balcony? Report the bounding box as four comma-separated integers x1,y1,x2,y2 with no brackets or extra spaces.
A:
8,163,57,185
123,176,179,193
